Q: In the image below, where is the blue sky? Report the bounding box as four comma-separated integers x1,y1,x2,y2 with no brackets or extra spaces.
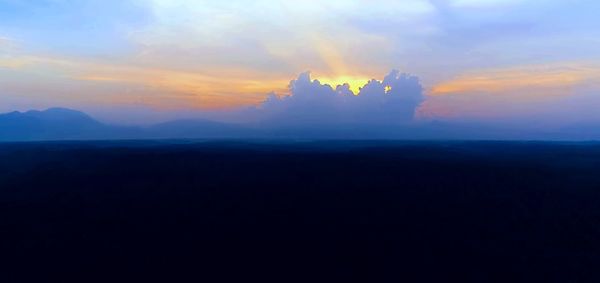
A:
1,0,600,125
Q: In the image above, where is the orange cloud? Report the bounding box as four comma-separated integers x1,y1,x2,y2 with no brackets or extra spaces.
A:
1,54,291,109
432,62,600,95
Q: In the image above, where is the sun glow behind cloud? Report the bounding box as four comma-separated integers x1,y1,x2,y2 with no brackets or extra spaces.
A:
1,0,437,111
314,76,371,95
137,0,434,78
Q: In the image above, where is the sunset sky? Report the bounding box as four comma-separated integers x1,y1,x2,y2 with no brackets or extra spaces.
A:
1,0,600,125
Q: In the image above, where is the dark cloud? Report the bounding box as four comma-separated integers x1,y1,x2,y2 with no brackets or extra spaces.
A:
257,70,425,126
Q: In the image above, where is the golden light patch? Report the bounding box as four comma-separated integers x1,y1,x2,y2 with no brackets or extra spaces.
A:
316,75,371,94
385,85,392,93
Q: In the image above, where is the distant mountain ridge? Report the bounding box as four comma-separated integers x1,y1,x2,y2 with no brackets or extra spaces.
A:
0,108,254,142
1,107,599,141
0,108,109,141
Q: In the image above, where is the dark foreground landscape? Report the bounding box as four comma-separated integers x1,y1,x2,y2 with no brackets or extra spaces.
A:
1,140,600,282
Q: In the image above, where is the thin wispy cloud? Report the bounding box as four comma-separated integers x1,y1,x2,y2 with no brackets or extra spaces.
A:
432,62,600,95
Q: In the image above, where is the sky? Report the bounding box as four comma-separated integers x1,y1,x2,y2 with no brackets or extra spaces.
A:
1,0,600,127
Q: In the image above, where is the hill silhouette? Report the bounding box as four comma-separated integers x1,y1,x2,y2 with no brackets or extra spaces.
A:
0,108,109,141
0,108,253,141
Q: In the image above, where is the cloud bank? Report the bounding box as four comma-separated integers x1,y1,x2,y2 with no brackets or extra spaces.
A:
257,70,425,126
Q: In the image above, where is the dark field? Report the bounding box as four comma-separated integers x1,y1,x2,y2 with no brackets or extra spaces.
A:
1,140,600,282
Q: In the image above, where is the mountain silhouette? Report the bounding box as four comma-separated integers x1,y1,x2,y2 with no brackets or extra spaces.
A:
0,108,255,141
0,108,111,141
